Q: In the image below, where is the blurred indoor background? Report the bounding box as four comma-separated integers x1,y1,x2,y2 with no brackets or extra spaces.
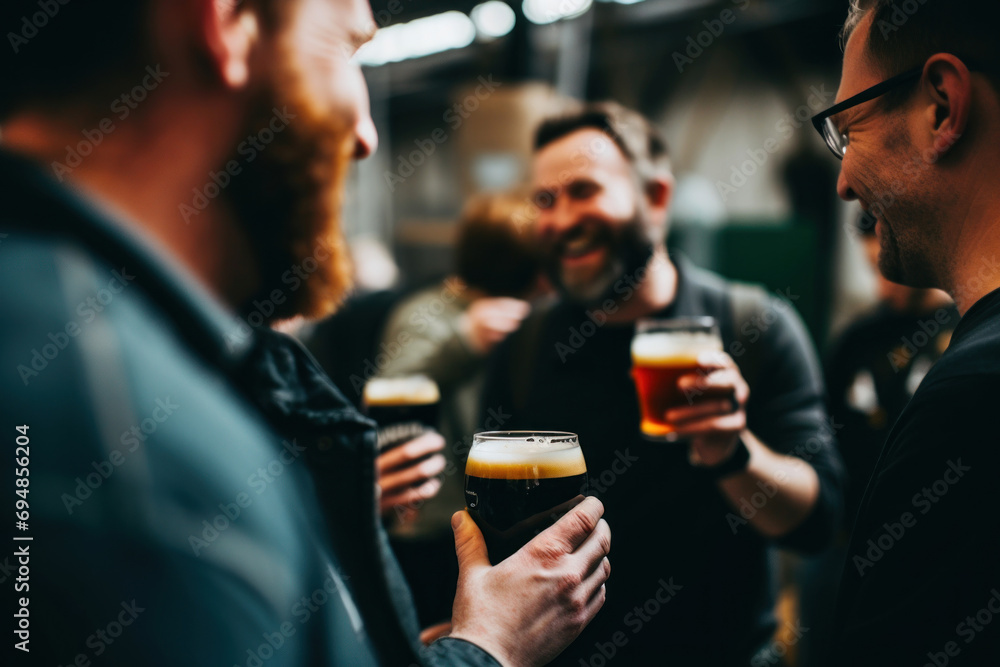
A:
343,0,876,350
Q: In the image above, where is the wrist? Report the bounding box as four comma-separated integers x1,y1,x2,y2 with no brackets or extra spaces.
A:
447,628,515,667
700,436,751,480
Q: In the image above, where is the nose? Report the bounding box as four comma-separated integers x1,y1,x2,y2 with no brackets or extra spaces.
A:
836,165,856,202
539,194,578,237
352,112,378,160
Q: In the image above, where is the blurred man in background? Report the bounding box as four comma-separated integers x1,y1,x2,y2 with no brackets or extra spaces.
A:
0,0,611,665
815,0,1000,663
482,101,845,666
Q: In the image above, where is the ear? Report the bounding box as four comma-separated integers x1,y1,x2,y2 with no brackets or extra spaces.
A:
644,173,674,212
199,0,260,89
920,54,972,159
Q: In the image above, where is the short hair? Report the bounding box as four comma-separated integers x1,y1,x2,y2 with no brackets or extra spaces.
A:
841,0,1000,107
0,0,289,120
454,191,540,298
533,101,670,185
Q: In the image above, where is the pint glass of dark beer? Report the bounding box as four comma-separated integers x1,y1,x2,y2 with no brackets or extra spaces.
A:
363,375,441,450
631,317,723,440
464,431,588,564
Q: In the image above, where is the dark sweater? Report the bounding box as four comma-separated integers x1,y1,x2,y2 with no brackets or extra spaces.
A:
482,257,845,666
833,287,1000,666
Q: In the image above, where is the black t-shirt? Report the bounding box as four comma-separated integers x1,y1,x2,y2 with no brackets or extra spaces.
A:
826,303,960,526
482,257,845,666
833,288,1000,666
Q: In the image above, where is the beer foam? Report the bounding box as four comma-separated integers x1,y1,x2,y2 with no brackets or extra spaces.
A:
466,438,587,479
364,375,440,406
631,331,722,366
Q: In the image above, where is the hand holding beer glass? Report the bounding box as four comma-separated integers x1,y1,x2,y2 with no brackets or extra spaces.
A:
464,431,588,563
364,375,447,519
451,433,609,666
631,317,727,440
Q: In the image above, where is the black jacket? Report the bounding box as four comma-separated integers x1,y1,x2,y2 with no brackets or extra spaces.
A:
0,149,498,667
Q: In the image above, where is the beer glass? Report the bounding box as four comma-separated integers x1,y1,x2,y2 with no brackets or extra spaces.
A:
465,431,588,564
631,317,723,441
363,375,441,451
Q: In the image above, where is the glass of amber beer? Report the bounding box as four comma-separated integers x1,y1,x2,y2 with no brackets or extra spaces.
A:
465,432,588,564
631,317,723,441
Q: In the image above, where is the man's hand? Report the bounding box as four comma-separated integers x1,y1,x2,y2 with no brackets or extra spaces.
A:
376,431,446,520
667,350,749,467
448,497,611,667
460,297,530,355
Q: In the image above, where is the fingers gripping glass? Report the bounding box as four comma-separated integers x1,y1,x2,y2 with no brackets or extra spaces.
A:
811,66,922,160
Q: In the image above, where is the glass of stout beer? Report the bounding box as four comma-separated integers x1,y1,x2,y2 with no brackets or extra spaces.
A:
631,317,723,441
465,431,588,564
363,375,441,451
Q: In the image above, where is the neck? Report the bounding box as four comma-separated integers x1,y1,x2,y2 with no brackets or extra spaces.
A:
605,246,678,324
1,101,257,308
940,181,1000,316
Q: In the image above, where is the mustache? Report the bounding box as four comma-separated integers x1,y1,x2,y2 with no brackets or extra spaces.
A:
541,218,616,254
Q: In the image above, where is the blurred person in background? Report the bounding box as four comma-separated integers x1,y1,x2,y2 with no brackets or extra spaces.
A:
481,101,845,666
815,0,1000,663
375,190,543,627
0,0,612,665
797,209,957,666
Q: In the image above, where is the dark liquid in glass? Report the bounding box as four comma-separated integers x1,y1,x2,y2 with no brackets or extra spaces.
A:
465,473,589,563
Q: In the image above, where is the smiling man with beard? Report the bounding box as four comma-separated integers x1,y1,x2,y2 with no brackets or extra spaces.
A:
814,1,1000,664
481,102,845,666
0,1,613,665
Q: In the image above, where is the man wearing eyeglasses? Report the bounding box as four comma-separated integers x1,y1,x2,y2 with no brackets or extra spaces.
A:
816,1,1000,664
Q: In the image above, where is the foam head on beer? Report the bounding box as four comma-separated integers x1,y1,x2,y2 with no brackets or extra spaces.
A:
465,434,587,480
363,375,441,450
363,375,440,407
630,330,723,367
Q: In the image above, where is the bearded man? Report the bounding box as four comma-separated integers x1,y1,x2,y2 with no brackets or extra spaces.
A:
481,102,845,666
0,1,611,665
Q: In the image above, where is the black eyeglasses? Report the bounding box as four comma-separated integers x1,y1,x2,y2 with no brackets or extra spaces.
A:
811,66,923,160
